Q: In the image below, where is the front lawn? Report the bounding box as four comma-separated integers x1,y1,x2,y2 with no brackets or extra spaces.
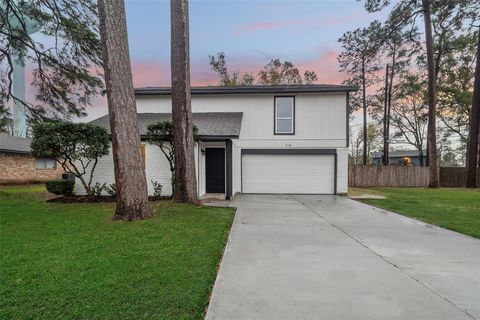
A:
355,187,480,239
0,185,234,319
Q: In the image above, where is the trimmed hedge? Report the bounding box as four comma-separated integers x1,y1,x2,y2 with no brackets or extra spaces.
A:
45,179,75,196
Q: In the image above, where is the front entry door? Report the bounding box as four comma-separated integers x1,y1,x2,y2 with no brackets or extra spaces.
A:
206,148,225,193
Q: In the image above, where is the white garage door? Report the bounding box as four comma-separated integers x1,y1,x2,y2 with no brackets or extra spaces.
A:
242,154,335,194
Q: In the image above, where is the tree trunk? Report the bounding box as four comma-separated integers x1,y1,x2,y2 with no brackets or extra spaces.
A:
362,57,368,165
383,64,389,165
98,0,150,220
422,0,439,188
386,56,395,166
466,27,480,188
170,0,198,204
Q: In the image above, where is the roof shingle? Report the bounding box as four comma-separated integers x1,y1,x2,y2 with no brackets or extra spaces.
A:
0,134,31,153
89,112,243,138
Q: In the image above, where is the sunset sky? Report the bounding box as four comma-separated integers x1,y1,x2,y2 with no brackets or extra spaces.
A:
28,0,390,121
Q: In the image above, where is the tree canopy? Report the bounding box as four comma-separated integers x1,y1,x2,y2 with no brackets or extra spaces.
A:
209,52,317,86
30,120,109,197
0,0,103,120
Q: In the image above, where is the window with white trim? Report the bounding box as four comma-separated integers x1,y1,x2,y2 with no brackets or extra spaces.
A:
35,158,57,170
274,97,294,134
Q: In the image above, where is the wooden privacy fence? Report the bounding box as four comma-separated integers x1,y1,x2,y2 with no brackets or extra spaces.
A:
439,167,480,187
348,165,480,188
349,165,429,187
349,166,480,187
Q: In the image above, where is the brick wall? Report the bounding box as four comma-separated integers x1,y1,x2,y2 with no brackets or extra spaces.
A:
0,152,63,185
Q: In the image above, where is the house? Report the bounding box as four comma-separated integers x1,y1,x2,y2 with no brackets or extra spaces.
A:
0,134,62,185
77,85,356,198
372,150,427,166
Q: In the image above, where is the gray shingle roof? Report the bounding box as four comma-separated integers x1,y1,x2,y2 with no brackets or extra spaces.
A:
0,134,31,153
372,150,426,158
135,84,358,96
89,112,243,138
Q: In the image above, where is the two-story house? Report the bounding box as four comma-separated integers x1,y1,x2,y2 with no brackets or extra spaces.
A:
76,85,356,198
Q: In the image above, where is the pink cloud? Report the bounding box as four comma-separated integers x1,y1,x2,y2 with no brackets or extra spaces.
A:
233,14,363,36
131,60,170,87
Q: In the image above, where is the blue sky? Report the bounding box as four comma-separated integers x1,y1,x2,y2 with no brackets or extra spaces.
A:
123,0,388,87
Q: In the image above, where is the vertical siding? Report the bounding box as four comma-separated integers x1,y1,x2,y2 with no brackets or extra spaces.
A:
75,143,174,196
336,148,348,193
136,93,348,141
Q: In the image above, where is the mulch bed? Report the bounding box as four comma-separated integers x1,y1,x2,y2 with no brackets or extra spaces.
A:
47,195,172,203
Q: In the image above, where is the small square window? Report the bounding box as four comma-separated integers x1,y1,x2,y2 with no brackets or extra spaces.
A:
35,158,57,170
274,97,295,134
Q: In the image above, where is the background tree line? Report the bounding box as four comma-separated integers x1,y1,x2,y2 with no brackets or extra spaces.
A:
339,0,479,187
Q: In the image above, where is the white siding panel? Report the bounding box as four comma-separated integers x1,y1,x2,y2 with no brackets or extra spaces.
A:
136,92,348,142
74,148,115,196
336,148,348,194
145,143,173,196
242,154,335,194
75,143,176,196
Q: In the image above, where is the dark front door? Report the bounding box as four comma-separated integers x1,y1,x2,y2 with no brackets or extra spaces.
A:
206,148,225,193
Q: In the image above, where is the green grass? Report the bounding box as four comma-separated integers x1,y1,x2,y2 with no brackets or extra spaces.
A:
0,185,234,320
359,188,480,239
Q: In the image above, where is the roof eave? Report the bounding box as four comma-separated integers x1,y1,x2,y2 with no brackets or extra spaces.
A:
139,134,239,141
135,86,359,96
0,149,30,154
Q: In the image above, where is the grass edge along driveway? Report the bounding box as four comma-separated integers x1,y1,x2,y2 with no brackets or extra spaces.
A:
352,187,480,239
0,185,234,320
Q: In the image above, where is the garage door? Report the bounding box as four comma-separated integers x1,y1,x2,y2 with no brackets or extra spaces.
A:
242,154,335,194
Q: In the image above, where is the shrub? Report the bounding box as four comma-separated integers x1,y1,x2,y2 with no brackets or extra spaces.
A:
89,182,107,197
151,180,163,198
31,120,109,197
45,179,75,196
106,183,116,197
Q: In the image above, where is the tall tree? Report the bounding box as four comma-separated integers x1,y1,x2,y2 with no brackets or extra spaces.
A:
390,73,428,166
422,0,439,187
363,0,479,185
0,0,103,119
171,0,198,204
98,0,150,220
436,33,476,146
466,26,480,187
338,21,382,164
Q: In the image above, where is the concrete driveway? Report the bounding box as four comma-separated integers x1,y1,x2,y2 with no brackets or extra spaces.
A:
206,194,480,320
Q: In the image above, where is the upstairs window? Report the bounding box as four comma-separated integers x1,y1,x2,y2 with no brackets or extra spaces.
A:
274,97,295,135
35,158,56,170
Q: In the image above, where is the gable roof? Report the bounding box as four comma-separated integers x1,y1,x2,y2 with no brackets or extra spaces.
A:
135,84,358,96
372,150,427,158
89,112,243,139
0,134,31,154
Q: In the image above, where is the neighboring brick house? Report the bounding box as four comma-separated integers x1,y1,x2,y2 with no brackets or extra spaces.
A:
0,134,63,185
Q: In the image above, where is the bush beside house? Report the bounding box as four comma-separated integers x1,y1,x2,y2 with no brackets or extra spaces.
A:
31,121,110,198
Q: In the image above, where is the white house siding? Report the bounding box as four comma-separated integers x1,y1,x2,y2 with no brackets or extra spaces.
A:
74,142,198,196
76,92,349,196
136,93,347,141
136,92,348,195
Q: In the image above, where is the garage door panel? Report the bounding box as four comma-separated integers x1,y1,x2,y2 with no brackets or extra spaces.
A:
242,154,335,194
